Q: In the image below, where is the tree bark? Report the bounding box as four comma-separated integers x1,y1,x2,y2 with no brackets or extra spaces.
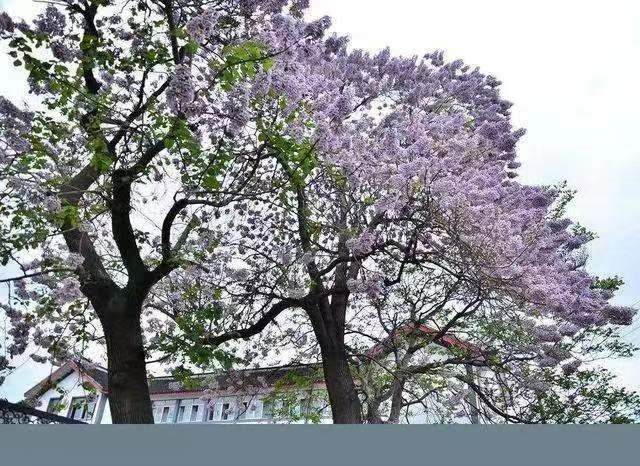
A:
365,403,385,424
305,287,363,424
387,377,406,424
101,304,154,424
317,338,362,424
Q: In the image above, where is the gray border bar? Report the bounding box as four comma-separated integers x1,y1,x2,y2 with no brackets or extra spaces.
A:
0,425,638,466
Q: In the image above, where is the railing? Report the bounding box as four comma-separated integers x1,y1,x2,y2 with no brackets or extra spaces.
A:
0,398,85,424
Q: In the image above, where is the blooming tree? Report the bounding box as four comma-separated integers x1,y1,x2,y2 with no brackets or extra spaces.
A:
349,269,639,424
0,0,635,425
170,24,637,423
0,0,331,423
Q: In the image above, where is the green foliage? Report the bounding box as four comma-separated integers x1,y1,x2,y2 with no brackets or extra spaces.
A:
531,369,640,423
591,276,624,292
257,112,317,185
215,41,274,91
166,366,206,391
546,180,576,220
261,369,328,423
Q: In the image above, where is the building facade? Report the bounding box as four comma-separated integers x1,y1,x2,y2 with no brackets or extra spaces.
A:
22,325,483,424
23,359,333,424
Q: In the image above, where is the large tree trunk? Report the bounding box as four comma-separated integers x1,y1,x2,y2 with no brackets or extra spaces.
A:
365,402,386,424
318,339,363,424
101,305,154,424
306,288,363,424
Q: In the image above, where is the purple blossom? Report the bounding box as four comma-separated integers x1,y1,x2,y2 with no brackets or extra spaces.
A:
548,218,572,233
533,325,562,343
346,231,376,256
565,234,590,251
166,65,195,114
561,359,582,376
43,196,62,213
186,9,220,44
52,278,82,305
0,11,14,34
34,5,66,37
603,306,636,326
67,253,85,269
305,16,331,39
325,34,349,54
558,322,580,337
51,40,74,62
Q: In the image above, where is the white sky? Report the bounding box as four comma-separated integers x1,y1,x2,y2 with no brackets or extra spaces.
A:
1,0,639,401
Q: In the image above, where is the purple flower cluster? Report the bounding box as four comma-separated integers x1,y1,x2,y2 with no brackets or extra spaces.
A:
33,5,66,37
51,40,74,62
166,64,195,114
0,11,14,34
186,9,220,44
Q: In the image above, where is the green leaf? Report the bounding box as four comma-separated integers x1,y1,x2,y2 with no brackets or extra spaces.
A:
90,152,112,173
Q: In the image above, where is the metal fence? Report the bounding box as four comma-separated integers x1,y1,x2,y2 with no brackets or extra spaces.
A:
0,398,85,424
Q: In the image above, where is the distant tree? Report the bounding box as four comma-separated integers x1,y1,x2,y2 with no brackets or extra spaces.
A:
352,277,640,424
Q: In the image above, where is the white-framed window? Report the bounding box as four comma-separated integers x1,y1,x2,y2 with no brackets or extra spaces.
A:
237,401,250,420
221,402,232,420
246,400,261,419
262,399,273,419
174,399,203,423
46,397,63,414
152,401,175,424
68,396,96,421
189,404,200,422
176,405,186,422
161,406,170,423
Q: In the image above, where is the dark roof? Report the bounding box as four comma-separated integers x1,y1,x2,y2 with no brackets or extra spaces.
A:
23,357,109,401
24,358,322,400
77,360,108,390
148,363,323,394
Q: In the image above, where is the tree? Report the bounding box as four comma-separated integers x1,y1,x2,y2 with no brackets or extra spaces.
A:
0,0,330,423
1,0,635,425
179,38,636,423
350,273,640,424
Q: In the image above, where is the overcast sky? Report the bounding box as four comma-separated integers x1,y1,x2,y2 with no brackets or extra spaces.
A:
1,0,639,401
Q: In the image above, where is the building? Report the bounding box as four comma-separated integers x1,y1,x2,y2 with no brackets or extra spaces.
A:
23,358,332,424
22,325,484,424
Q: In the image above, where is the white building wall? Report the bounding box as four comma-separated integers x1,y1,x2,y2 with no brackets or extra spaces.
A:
36,371,109,424
99,398,113,424
33,371,438,424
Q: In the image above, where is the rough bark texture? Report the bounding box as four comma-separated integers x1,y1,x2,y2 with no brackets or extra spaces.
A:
307,298,363,424
319,342,362,424
100,300,153,424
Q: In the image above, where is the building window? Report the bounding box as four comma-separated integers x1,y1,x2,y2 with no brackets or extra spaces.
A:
177,405,186,422
46,397,63,414
160,406,170,423
190,405,200,422
68,397,95,421
221,402,231,420
238,401,250,420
